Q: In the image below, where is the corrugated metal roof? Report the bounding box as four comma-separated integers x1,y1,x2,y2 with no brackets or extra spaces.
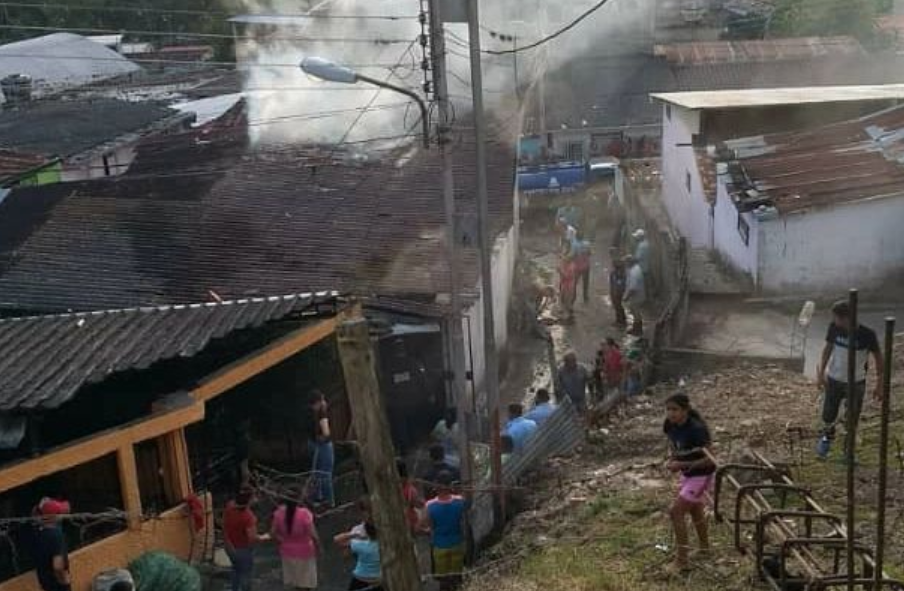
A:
725,105,904,214
653,84,904,110
0,292,335,411
0,149,55,185
0,124,515,312
654,37,863,65
0,33,140,99
0,99,183,159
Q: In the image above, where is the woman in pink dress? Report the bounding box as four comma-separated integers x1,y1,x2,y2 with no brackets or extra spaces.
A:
271,500,319,590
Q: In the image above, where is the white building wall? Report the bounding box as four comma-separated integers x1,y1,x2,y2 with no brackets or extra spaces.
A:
713,178,759,281
61,143,137,182
758,195,904,293
659,104,713,247
462,224,518,410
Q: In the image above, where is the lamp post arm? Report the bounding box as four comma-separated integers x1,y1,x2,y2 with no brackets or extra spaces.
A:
356,73,430,148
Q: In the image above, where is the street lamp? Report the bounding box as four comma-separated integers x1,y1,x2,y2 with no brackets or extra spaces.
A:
300,56,430,148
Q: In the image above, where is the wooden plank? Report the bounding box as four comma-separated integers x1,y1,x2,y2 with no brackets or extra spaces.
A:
116,446,142,529
0,402,204,494
192,316,337,403
167,429,193,500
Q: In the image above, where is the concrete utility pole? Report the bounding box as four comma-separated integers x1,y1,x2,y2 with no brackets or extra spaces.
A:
427,0,472,486
336,316,421,591
465,0,504,511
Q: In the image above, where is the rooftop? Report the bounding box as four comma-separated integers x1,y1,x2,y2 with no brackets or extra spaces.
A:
0,33,140,99
652,84,904,110
0,293,334,411
0,98,184,159
654,37,863,65
0,149,57,186
0,120,516,312
724,105,904,214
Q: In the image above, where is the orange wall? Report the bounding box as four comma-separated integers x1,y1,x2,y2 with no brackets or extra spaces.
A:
0,502,212,591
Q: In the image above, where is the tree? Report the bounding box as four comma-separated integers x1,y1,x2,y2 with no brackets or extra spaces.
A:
768,0,892,43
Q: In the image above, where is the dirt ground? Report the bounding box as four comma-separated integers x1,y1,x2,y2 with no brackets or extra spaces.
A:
462,339,904,591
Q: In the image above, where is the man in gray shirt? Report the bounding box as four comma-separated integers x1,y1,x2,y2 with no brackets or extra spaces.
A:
623,255,646,336
556,351,591,412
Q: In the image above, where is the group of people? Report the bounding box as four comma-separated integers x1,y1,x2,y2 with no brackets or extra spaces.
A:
554,198,650,336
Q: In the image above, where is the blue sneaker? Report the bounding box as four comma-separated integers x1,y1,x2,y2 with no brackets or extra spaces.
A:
816,436,831,460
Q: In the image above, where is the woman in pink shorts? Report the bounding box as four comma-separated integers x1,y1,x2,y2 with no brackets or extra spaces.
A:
663,393,715,573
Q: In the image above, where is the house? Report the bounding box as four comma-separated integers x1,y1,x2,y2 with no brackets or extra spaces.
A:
651,84,904,249
711,105,904,293
0,293,349,591
0,113,519,424
0,34,139,101
536,37,904,163
0,149,61,191
0,98,193,182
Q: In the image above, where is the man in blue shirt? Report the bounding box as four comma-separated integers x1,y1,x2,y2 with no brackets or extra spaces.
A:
503,403,538,452
524,389,556,427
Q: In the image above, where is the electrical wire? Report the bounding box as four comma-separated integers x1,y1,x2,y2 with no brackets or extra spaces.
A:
0,23,416,44
0,1,418,20
485,0,616,55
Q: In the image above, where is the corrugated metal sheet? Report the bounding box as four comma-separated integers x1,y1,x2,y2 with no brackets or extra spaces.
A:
725,105,904,214
0,33,140,99
470,398,584,544
0,149,54,185
0,292,335,411
0,127,516,312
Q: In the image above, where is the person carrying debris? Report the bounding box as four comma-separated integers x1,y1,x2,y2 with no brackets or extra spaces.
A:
556,351,592,413
31,498,71,591
663,393,714,574
815,300,884,460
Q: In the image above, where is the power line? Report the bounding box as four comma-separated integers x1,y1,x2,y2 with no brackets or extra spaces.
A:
0,1,417,20
0,23,416,44
485,0,616,55
0,51,412,71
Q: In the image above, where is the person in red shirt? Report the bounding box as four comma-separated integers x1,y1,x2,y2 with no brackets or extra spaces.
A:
223,488,270,591
601,338,625,398
396,459,423,533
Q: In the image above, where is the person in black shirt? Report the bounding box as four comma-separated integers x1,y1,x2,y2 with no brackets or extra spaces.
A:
32,498,72,591
421,444,461,500
663,393,715,573
815,300,884,460
307,390,335,508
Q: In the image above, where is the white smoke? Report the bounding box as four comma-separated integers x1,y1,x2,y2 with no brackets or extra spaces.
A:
235,0,659,146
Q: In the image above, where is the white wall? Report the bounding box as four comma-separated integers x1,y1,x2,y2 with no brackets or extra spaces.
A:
462,224,518,412
659,104,713,248
713,178,759,281
758,195,904,293
62,143,137,182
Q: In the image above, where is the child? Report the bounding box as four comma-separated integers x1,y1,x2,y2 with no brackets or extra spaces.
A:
663,393,715,573
624,349,643,397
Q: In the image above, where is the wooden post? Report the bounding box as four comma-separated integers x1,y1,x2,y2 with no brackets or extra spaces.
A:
336,316,421,591
116,445,142,530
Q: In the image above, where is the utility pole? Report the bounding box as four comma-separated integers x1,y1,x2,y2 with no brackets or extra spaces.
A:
426,0,472,486
536,0,548,143
465,0,504,514
336,315,421,591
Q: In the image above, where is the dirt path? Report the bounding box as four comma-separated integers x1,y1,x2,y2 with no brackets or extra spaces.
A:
465,355,904,591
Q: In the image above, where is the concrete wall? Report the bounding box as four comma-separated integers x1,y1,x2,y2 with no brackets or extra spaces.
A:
659,104,712,248
463,224,518,410
713,179,759,281
758,195,904,293
0,503,208,591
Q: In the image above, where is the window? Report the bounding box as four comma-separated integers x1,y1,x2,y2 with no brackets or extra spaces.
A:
566,142,584,162
135,436,186,515
738,214,750,246
686,170,692,193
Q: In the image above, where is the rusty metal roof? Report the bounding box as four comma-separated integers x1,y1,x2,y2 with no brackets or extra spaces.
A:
654,37,863,65
0,292,335,411
0,125,515,312
725,105,904,214
0,149,56,186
